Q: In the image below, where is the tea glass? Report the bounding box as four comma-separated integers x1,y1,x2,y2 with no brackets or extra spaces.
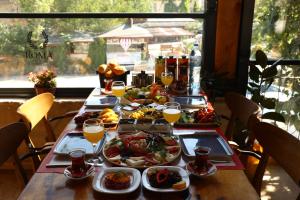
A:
69,148,86,177
194,146,211,171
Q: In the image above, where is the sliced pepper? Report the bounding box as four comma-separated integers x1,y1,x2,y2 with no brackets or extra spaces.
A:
156,169,169,184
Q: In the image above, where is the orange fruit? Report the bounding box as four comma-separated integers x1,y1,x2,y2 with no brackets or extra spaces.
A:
105,69,113,78
97,64,107,74
172,180,186,190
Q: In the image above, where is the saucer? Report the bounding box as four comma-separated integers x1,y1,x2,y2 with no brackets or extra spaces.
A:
64,164,95,180
186,161,217,177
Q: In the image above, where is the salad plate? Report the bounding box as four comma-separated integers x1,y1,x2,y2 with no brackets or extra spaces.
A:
142,166,190,192
102,131,181,168
123,84,168,105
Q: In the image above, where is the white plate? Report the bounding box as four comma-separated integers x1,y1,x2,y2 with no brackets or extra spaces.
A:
92,167,141,194
142,166,190,192
64,164,95,180
186,161,217,177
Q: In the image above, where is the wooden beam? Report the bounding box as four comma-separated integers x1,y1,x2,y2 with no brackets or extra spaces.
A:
215,0,242,79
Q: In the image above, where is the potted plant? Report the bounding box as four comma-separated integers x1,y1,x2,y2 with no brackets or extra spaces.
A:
28,69,57,95
248,50,285,123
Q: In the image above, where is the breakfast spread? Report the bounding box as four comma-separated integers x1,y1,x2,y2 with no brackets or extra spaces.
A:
123,84,168,105
103,131,181,168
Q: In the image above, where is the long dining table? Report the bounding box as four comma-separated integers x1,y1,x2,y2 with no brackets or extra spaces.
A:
18,88,260,200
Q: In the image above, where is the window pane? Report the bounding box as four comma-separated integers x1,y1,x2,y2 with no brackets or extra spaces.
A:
0,18,203,88
251,0,300,59
0,0,205,13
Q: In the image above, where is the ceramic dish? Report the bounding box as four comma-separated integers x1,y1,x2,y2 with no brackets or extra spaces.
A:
74,109,119,128
64,164,95,180
102,131,181,168
186,161,217,177
142,166,190,192
92,167,141,194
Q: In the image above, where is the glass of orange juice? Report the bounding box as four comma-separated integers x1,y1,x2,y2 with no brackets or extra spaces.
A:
163,102,181,127
83,118,105,164
112,81,125,110
161,72,173,91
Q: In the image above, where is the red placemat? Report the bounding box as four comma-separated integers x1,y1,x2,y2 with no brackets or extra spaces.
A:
37,147,65,173
37,127,243,174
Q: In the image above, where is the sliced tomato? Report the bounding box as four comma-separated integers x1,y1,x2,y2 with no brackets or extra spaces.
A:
165,138,177,146
167,146,179,154
129,143,147,156
105,146,120,158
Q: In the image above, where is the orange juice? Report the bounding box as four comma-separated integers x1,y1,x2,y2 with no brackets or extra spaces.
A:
161,75,173,86
112,86,125,97
163,108,181,123
83,126,105,144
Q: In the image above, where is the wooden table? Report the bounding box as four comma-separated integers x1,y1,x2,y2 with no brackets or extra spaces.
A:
18,89,259,200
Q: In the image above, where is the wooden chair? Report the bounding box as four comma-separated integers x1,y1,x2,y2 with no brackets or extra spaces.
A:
249,115,300,198
18,92,55,140
17,93,78,169
0,122,30,185
224,92,261,145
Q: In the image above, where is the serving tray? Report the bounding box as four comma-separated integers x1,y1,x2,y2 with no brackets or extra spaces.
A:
170,96,207,108
179,131,233,161
117,119,172,134
54,132,106,155
85,96,118,108
174,121,220,128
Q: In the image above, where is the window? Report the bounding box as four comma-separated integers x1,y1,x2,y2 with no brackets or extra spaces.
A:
250,0,300,139
0,0,209,97
251,0,300,60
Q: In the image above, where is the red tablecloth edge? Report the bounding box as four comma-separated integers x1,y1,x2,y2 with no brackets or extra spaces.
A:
37,127,244,174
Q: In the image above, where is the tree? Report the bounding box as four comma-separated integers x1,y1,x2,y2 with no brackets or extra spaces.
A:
251,0,300,135
252,0,300,59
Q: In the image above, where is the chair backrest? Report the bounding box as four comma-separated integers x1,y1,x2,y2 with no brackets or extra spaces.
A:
0,122,29,184
225,92,260,140
251,118,300,194
17,93,54,130
17,92,56,144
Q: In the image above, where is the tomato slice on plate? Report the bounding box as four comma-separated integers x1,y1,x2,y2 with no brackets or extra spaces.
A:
105,146,120,158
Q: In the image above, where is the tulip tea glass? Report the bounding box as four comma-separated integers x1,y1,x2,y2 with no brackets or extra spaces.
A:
69,148,86,177
194,146,211,171
83,118,105,165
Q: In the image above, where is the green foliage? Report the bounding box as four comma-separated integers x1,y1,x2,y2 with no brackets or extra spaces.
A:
164,0,202,13
248,50,285,123
261,112,285,122
252,0,300,59
86,38,106,73
48,35,73,74
0,24,28,55
252,1,300,133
